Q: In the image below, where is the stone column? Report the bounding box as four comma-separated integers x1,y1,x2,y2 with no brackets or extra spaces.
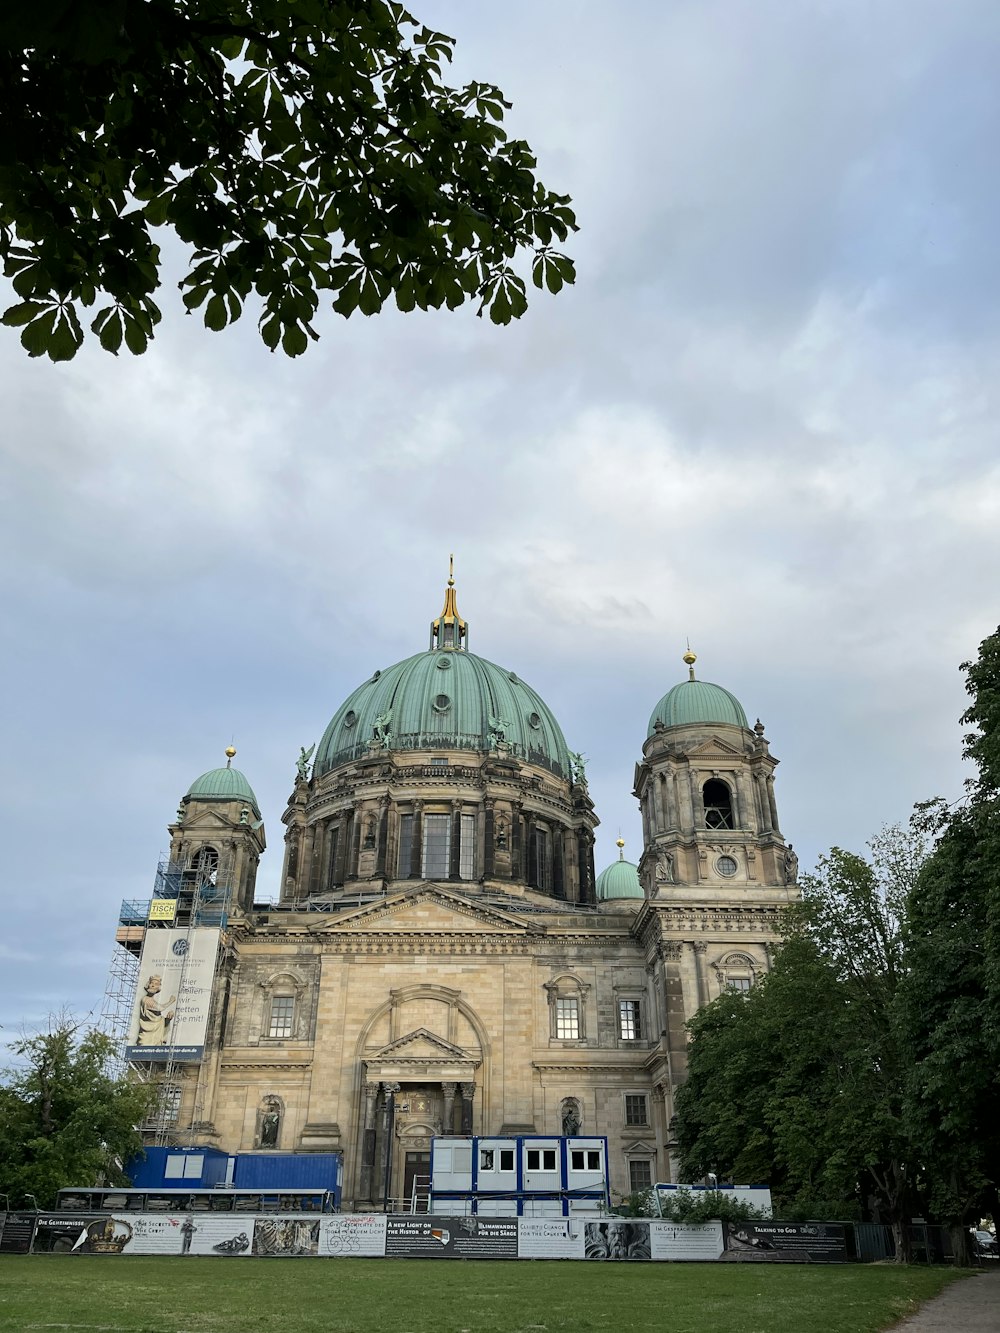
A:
690,773,706,829
376,797,390,877
755,773,771,832
766,776,780,833
664,771,677,831
379,1082,400,1205
652,774,664,833
678,770,695,831
483,800,495,880
301,824,316,896
441,1081,457,1135
449,801,462,880
460,1081,476,1134
410,801,423,879
359,1080,380,1201
691,941,708,1008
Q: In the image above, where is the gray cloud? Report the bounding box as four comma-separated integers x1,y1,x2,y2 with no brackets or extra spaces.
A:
1,0,998,1033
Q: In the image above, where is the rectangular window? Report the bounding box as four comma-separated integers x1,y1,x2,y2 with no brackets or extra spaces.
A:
159,1085,181,1123
728,976,753,992
459,812,476,880
480,1149,494,1171
499,1149,514,1172
268,996,295,1038
555,997,580,1039
629,1160,653,1193
421,813,451,878
531,827,551,891
618,999,642,1041
430,757,449,767
525,1148,558,1172
588,1150,601,1170
571,1150,585,1170
397,814,413,877
624,1094,649,1127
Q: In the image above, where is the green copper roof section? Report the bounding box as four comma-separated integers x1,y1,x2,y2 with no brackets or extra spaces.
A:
596,858,643,900
186,764,260,814
315,648,572,778
647,678,749,735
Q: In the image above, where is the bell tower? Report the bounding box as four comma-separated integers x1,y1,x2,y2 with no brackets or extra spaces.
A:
167,747,266,915
634,651,797,896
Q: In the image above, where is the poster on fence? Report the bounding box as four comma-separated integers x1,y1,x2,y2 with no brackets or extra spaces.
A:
649,1221,724,1261
0,1212,37,1254
722,1222,847,1263
518,1218,586,1260
320,1214,387,1257
583,1220,651,1260
385,1216,517,1259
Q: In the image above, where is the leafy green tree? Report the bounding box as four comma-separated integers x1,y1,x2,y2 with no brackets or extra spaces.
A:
898,627,1000,1253
0,1021,154,1208
677,830,928,1259
0,0,577,361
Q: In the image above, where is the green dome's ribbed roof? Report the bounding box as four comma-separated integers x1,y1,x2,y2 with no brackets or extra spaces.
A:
647,678,748,735
186,765,260,813
315,649,571,778
596,858,643,900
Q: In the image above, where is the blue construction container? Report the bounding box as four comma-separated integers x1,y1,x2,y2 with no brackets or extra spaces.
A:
429,1136,609,1216
127,1145,231,1189
233,1152,342,1205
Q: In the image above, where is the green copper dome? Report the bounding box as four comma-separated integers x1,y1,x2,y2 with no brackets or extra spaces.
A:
595,856,643,900
315,648,572,778
647,677,748,735
186,759,260,814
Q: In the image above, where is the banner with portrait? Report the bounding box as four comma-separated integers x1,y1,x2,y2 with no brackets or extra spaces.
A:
125,927,220,1061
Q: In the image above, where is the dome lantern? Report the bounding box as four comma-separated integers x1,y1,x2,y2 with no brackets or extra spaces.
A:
429,555,467,651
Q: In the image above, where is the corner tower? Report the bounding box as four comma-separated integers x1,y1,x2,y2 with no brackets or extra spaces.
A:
635,651,797,895
632,652,799,1176
167,747,266,915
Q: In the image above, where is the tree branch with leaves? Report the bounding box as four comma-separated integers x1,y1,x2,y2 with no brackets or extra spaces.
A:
0,0,577,360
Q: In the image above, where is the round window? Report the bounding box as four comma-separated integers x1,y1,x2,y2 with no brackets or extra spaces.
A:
433,694,451,713
371,669,381,681
716,855,738,877
436,655,452,670
343,710,357,729
528,711,541,729
508,671,519,683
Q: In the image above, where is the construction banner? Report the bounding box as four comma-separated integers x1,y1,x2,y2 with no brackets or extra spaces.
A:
125,927,220,1062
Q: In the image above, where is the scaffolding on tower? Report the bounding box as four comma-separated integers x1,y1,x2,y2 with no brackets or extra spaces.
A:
99,853,233,1146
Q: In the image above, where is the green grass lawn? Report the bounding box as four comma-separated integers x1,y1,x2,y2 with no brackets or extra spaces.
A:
0,1257,966,1333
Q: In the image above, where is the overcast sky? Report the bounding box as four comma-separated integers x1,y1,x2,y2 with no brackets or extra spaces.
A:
3,0,999,1038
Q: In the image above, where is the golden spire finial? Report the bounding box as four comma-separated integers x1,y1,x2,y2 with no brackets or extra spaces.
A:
616,835,625,861
431,559,467,650
225,744,237,768
682,641,697,681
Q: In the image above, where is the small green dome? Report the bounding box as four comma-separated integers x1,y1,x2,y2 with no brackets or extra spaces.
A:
186,763,260,814
647,679,748,735
596,858,643,900
315,648,571,779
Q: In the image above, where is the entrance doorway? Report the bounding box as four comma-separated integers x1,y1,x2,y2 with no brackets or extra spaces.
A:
402,1151,431,1212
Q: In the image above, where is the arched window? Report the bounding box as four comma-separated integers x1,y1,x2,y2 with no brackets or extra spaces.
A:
702,779,734,830
190,845,219,883
714,951,758,994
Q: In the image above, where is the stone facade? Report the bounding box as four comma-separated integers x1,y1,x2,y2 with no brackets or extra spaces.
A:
143,588,799,1206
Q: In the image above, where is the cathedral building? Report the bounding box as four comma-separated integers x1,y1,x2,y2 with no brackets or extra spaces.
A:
138,572,800,1207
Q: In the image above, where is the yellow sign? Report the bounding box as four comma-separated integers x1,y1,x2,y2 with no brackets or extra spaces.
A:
147,898,177,922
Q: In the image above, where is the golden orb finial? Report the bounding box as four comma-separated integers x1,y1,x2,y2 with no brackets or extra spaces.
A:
448,553,455,588
616,836,625,861
682,643,697,680
225,744,237,768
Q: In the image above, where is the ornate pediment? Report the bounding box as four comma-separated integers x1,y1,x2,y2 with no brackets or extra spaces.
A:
314,885,540,936
686,736,744,759
372,1028,471,1061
